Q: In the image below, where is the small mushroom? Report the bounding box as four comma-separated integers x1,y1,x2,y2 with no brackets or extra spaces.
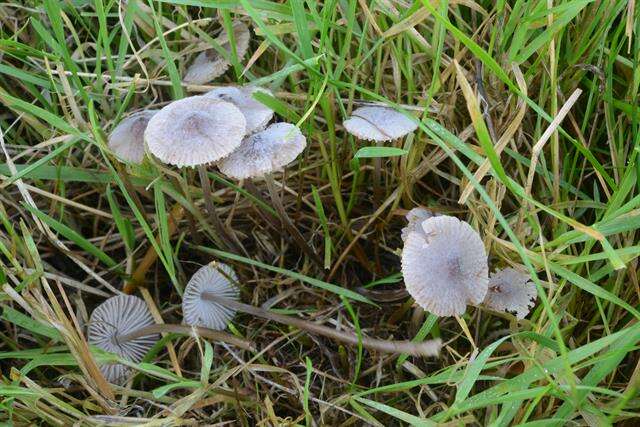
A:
217,123,320,265
204,85,274,134
182,262,441,357
88,295,159,384
182,262,240,330
184,22,250,85
401,207,435,242
401,215,489,317
343,106,418,142
145,96,246,250
217,122,306,179
484,267,537,319
107,110,157,164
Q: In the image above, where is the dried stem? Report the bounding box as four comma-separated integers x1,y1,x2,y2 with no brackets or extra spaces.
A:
264,173,323,267
117,323,254,351
203,293,442,357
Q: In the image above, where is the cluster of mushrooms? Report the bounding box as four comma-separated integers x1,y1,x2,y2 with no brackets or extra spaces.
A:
92,21,537,384
400,208,537,319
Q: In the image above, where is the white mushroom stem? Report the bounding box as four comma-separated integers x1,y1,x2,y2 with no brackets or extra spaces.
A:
263,173,323,266
117,323,253,351
201,293,442,357
198,165,238,251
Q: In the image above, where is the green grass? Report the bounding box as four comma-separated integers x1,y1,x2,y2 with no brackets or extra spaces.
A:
1,0,639,425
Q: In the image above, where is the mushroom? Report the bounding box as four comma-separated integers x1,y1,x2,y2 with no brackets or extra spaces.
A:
145,95,247,250
182,261,240,330
483,267,537,319
182,263,442,357
401,215,489,317
401,207,435,242
184,21,250,85
88,295,159,384
204,85,274,134
217,123,321,265
343,106,418,195
89,295,254,377
145,96,246,167
107,110,157,164
343,106,418,142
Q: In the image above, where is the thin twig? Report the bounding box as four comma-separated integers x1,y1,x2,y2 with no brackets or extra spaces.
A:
264,173,323,266
198,165,238,252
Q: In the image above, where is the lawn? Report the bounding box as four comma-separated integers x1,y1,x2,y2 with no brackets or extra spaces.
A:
0,0,639,425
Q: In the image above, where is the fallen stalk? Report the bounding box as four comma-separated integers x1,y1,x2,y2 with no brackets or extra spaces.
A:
118,323,254,351
203,293,442,357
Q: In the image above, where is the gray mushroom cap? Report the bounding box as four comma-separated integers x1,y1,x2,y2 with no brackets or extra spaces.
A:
217,122,306,179
343,106,418,142
401,215,489,317
484,267,537,319
204,85,274,134
182,262,240,330
108,110,157,164
144,96,246,167
88,295,158,384
184,22,250,85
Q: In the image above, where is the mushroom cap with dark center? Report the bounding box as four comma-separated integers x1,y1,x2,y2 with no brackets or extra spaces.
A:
343,106,417,142
204,85,274,134
144,96,246,167
484,267,537,319
108,110,157,164
88,295,158,384
401,215,489,317
182,262,240,330
184,22,250,85
217,122,306,179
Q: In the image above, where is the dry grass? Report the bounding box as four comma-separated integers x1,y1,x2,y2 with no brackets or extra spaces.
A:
1,0,640,425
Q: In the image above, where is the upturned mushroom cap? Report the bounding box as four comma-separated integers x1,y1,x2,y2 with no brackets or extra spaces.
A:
401,207,435,242
182,262,240,330
343,106,417,142
401,215,489,317
108,110,157,164
484,267,537,319
184,22,250,85
88,295,158,384
217,122,306,179
204,85,274,134
145,96,246,167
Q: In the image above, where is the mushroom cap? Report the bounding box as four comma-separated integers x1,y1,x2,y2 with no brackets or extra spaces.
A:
184,22,250,85
343,106,417,142
204,85,274,134
108,110,157,164
182,262,240,330
88,295,158,384
217,122,306,179
145,96,246,167
401,207,435,242
484,267,537,319
401,215,489,317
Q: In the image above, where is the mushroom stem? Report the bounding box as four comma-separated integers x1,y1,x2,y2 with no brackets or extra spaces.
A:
117,323,253,351
201,293,442,357
263,173,323,267
197,165,238,252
